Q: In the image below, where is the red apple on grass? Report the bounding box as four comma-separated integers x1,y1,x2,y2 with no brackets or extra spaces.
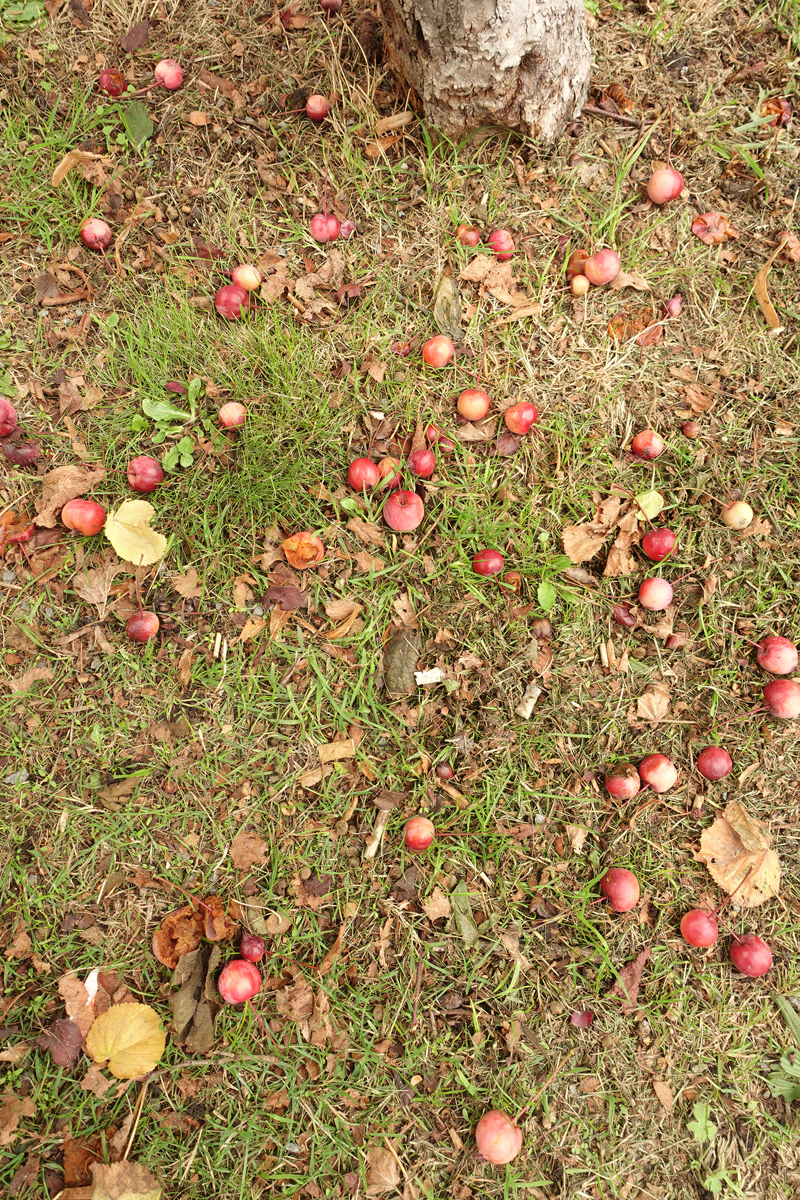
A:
384,490,424,531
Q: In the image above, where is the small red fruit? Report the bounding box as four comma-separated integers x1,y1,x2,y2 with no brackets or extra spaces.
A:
218,959,262,1003
604,763,640,799
646,168,684,205
384,490,424,531
306,94,330,122
436,763,454,779
487,229,514,261
456,224,480,247
404,816,435,851
680,909,718,948
215,285,248,320
631,429,665,460
696,746,732,781
98,68,126,97
127,611,160,643
763,679,800,719
347,458,380,490
474,1110,523,1164
583,248,620,286
310,213,340,243
219,402,247,428
682,421,700,439
422,336,454,368
240,933,266,963
0,398,18,438
127,456,163,493
639,577,674,611
639,753,678,792
232,264,261,291
61,498,106,536
424,423,455,451
641,528,677,562
457,388,491,421
377,456,403,490
154,59,183,89
407,448,436,477
503,402,537,434
80,217,113,251
600,867,640,913
756,636,798,676
472,548,504,577
730,934,772,977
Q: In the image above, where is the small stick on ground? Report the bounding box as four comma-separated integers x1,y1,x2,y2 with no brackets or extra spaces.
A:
363,808,391,860
410,956,424,1030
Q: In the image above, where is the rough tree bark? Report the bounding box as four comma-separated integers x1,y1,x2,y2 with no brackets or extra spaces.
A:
380,0,592,143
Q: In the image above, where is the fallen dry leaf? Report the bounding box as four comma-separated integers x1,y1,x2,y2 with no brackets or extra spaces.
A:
636,682,671,724
58,972,95,1037
778,231,800,262
73,557,124,619
565,824,588,854
353,550,385,572
754,240,788,330
692,212,739,245
91,1159,162,1200
170,569,203,599
694,800,780,907
610,270,651,291
36,1019,83,1068
8,667,54,695
35,463,105,528
80,1061,114,1098
85,1003,166,1079
347,516,385,548
0,1091,35,1147
610,946,651,1014
652,1079,673,1112
317,925,345,976
421,886,451,921
229,829,269,871
104,500,167,566
365,1146,401,1196
562,496,622,563
151,905,205,970
318,738,356,764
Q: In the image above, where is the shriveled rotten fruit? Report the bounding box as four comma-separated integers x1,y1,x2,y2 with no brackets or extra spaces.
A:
600,867,640,913
98,68,126,97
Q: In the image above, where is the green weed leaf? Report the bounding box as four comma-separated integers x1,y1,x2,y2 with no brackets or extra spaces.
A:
142,397,192,423
119,101,153,149
687,1101,717,1145
538,580,557,611
635,489,664,520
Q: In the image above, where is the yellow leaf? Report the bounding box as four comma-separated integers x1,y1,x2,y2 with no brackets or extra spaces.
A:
694,800,780,908
104,500,167,566
84,1003,165,1078
91,1160,162,1200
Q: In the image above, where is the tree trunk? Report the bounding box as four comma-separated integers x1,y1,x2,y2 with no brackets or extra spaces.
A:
380,0,591,143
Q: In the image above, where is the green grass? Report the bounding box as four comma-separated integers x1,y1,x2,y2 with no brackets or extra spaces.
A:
1,3,800,1197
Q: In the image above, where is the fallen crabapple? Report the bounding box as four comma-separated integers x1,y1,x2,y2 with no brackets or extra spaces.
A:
240,933,266,963
646,167,684,205
404,816,435,851
127,456,163,494
219,402,248,428
0,397,17,438
384,489,424,531
154,59,183,89
503,402,537,434
422,335,454,368
215,284,249,320
472,548,504,577
61,498,106,536
663,294,682,318
80,217,113,251
457,388,491,421
98,68,126,97
638,576,673,611
232,264,262,291
407,448,436,477
377,456,403,490
2,438,40,466
631,429,665,460
756,636,798,676
721,501,753,530
763,679,800,719
639,753,678,793
310,213,340,243
306,94,331,122
730,934,772,977
600,867,640,913
487,229,514,261
339,219,356,239
696,746,733,781
604,763,640,800
320,0,342,12
456,224,481,247
436,763,454,779
424,424,455,452
347,457,380,490
641,528,677,562
682,420,700,439
127,609,160,643
583,248,620,286
570,275,590,296
218,958,262,1003
474,1110,523,1164
680,909,719,948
